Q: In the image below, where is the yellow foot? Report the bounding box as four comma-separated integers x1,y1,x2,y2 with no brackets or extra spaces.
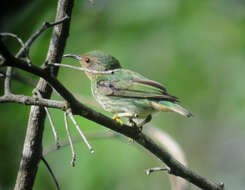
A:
112,115,123,125
128,138,134,144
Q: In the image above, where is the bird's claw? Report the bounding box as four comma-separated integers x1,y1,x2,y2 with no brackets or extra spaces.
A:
128,138,134,144
112,115,123,125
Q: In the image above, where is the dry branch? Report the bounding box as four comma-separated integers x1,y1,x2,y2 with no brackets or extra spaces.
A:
67,108,94,153
45,107,60,149
0,93,65,108
64,112,76,166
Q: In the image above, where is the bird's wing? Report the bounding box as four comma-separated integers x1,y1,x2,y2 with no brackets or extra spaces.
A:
96,77,178,102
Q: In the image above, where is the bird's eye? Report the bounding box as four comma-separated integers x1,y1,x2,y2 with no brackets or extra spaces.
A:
85,58,90,63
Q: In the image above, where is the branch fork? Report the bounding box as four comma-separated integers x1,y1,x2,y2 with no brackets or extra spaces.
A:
33,88,94,166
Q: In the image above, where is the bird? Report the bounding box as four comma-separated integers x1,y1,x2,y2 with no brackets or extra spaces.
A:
66,50,192,127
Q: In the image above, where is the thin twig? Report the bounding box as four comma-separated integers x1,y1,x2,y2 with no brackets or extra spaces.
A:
50,62,120,74
0,33,25,50
45,107,60,149
0,33,25,96
0,32,31,64
43,130,118,155
67,109,94,154
16,15,70,60
0,31,31,95
34,89,60,149
34,89,62,150
41,156,60,190
64,112,76,167
0,33,27,94
146,166,170,176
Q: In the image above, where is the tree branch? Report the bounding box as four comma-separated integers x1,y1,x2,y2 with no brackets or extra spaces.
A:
7,1,74,190
0,93,65,109
0,42,224,190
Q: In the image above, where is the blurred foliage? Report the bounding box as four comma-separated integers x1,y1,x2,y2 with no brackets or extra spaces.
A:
1,0,245,189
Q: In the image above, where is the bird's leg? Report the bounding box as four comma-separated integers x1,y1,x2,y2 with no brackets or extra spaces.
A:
138,115,152,131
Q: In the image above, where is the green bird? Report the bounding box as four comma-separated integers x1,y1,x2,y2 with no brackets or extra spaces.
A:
67,51,192,126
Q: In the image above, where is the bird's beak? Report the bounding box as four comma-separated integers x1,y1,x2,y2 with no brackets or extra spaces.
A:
63,54,82,61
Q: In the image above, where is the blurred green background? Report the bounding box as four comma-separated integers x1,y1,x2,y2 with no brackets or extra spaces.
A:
1,0,245,189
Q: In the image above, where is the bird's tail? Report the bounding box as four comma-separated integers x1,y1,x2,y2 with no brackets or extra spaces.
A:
151,101,193,118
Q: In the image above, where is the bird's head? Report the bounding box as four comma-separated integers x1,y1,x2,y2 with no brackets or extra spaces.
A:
65,51,121,79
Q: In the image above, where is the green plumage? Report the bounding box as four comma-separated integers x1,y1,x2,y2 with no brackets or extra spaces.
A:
80,51,192,121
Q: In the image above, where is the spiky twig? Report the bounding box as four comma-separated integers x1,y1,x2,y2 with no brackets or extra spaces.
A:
64,112,76,167
45,107,60,149
67,109,94,154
